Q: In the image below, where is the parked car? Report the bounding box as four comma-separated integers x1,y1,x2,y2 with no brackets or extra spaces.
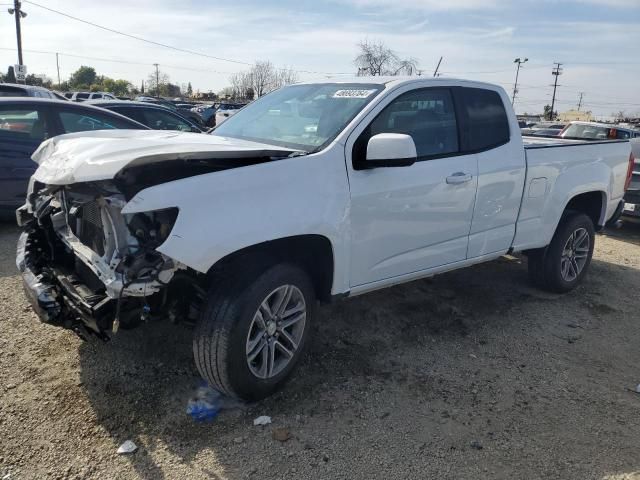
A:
0,83,59,99
191,103,217,127
67,91,117,102
623,138,640,218
214,103,245,127
0,98,147,215
134,96,205,127
16,78,633,401
559,121,640,140
521,122,566,136
87,100,203,132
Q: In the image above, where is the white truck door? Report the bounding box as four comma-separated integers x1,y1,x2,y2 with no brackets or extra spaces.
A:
346,86,478,287
456,87,527,258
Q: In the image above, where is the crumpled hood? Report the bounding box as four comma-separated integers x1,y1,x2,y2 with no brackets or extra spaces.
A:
31,129,298,185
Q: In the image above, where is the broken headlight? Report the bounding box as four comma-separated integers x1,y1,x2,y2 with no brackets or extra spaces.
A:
125,207,179,249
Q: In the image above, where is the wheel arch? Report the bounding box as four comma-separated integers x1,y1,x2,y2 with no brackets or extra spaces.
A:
562,190,607,228
206,234,335,303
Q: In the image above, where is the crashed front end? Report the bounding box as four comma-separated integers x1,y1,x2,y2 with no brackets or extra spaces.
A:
16,180,185,339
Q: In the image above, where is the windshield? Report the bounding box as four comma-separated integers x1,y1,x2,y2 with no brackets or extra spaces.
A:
212,83,384,152
563,123,631,140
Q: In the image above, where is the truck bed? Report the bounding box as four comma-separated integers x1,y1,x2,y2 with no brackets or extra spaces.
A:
522,135,630,149
512,136,631,252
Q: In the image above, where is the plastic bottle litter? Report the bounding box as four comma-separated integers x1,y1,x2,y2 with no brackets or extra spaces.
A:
253,415,272,426
186,385,223,422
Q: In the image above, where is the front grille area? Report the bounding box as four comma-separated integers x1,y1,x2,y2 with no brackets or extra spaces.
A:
77,201,105,256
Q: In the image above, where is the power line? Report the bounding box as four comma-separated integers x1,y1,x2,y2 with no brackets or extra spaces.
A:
0,46,243,75
22,0,353,75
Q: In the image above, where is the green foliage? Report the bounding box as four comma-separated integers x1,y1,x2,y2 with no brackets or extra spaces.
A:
5,66,16,83
66,66,131,96
69,66,97,89
543,104,558,120
25,74,53,88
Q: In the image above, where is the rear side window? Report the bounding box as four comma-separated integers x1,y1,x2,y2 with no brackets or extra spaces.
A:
0,86,28,97
0,106,50,141
75,93,90,100
58,109,141,133
140,108,193,131
458,88,510,152
108,106,146,124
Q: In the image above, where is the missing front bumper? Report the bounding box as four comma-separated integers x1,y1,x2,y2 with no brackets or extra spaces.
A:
17,230,113,340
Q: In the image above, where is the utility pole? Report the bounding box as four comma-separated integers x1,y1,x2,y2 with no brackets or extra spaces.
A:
153,63,159,96
577,92,584,111
55,52,61,87
8,0,27,67
511,57,528,106
433,56,443,77
549,62,563,121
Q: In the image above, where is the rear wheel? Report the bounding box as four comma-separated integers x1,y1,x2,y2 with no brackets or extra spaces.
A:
527,212,595,293
193,263,315,401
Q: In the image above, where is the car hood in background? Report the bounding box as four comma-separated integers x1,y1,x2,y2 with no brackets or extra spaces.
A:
31,130,297,185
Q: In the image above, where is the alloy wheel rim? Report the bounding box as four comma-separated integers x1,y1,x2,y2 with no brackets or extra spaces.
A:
246,285,306,379
560,227,590,282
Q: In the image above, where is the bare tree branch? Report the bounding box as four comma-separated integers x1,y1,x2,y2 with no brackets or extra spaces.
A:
354,40,418,76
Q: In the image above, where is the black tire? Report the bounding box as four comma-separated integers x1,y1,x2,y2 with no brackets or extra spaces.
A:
527,212,595,293
193,263,315,401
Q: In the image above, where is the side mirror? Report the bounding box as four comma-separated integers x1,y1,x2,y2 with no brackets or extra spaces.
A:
366,133,417,167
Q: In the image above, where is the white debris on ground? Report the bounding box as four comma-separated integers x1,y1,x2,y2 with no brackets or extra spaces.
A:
116,440,138,455
253,415,272,426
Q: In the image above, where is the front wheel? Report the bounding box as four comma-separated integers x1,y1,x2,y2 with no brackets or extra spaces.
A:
528,212,595,293
193,263,315,401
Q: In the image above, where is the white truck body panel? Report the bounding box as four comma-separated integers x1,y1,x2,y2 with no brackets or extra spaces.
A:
25,77,632,298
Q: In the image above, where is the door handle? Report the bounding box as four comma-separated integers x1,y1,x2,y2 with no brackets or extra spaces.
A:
446,172,473,185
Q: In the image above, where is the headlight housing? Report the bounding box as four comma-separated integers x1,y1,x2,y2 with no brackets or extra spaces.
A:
125,207,179,249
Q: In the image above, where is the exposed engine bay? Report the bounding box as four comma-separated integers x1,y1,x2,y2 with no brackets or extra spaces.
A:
14,160,239,339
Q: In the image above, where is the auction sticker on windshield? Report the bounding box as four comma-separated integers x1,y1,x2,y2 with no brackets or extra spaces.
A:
333,89,377,99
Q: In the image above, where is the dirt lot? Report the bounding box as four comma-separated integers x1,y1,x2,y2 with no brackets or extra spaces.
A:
1,221,640,480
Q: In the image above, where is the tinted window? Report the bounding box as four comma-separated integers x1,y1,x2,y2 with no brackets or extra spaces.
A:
140,109,194,131
107,106,147,125
0,86,28,97
0,106,49,141
75,93,90,100
58,109,140,133
458,88,510,151
365,88,459,159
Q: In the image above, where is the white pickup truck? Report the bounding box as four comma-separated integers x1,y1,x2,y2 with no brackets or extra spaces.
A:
16,77,634,400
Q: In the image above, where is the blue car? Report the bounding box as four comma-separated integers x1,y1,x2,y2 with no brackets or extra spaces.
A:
0,97,147,218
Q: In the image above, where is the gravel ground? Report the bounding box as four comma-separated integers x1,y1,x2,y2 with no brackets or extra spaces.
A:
1,221,640,480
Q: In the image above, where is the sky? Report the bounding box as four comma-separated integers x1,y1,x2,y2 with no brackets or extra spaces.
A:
1,0,639,117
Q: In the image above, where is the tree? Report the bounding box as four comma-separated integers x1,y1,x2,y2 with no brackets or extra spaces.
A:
543,104,558,121
354,40,418,76
25,74,52,88
613,110,626,122
69,66,97,89
5,66,16,83
102,78,131,96
186,82,193,97
228,61,298,101
218,86,234,99
146,69,170,97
